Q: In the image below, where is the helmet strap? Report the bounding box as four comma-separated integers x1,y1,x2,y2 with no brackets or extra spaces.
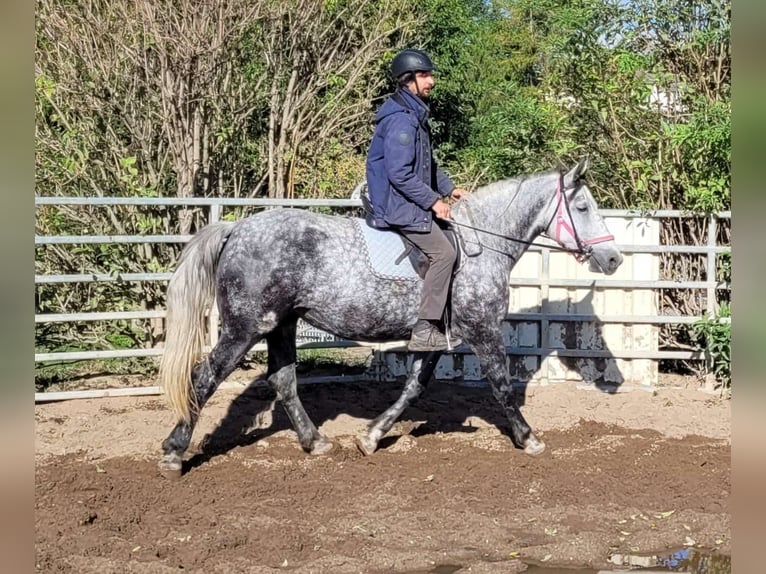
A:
415,75,431,99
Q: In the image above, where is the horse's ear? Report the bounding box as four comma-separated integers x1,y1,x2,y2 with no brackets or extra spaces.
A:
563,157,590,188
579,156,590,175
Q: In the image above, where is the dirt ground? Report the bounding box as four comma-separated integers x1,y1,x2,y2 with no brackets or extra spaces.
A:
35,377,730,574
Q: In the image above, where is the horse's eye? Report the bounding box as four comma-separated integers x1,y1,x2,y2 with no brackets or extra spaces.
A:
576,202,588,213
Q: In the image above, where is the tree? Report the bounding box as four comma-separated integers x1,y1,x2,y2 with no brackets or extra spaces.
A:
37,0,268,234
258,0,418,198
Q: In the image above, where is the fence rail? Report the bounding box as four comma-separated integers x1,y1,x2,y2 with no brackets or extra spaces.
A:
35,197,730,374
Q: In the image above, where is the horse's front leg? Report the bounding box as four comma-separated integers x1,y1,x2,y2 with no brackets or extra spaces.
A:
356,351,442,455
473,336,546,456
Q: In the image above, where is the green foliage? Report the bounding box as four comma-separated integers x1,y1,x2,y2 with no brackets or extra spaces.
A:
36,0,729,209
35,357,157,392
717,250,731,285
36,0,730,207
668,98,730,213
693,303,731,388
295,349,370,375
295,138,366,199
457,91,566,180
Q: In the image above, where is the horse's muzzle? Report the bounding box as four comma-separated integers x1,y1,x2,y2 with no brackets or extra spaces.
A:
588,248,623,275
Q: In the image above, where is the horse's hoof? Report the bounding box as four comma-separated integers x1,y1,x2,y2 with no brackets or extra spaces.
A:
310,436,335,456
158,454,183,480
523,435,546,456
355,435,378,456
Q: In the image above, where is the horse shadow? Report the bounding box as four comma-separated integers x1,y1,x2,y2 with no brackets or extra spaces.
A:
186,290,624,469
508,288,625,406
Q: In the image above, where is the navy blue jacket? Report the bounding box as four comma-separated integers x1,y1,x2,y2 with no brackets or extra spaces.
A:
365,88,455,232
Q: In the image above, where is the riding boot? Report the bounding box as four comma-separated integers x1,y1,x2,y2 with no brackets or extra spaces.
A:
408,319,462,352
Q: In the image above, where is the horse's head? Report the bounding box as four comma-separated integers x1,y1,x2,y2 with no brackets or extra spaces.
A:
546,159,624,275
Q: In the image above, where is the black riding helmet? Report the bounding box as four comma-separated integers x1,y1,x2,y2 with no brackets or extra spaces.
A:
390,48,436,80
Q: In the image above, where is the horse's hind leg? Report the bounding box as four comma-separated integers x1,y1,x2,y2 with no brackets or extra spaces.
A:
356,352,441,456
266,319,334,455
159,329,257,478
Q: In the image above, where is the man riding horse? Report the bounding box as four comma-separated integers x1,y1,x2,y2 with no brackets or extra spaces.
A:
365,48,466,352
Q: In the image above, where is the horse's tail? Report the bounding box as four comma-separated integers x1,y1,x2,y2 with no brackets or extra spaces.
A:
159,222,235,423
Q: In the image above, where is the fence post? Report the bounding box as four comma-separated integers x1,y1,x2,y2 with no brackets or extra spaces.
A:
208,203,221,349
704,214,718,392
706,214,718,317
539,247,551,384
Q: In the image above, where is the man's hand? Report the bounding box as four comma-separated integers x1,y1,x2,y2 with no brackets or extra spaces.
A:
450,187,468,201
431,198,452,220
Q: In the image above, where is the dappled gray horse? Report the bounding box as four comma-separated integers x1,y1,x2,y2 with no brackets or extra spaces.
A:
158,159,623,478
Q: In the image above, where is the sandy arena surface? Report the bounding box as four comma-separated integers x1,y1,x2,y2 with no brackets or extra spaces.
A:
35,377,730,573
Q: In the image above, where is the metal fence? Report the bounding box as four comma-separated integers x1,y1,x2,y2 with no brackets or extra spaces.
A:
35,196,730,383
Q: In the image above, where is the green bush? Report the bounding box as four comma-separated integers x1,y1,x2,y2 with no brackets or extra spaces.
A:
693,302,731,388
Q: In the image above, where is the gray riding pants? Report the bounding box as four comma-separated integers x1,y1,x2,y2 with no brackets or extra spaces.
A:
400,224,457,322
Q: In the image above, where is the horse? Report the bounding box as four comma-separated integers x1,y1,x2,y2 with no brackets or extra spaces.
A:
157,159,623,478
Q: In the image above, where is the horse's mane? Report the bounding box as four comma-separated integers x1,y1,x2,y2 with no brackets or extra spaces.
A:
471,170,558,199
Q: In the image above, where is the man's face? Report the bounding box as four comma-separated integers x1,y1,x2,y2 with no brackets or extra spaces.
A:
406,71,435,98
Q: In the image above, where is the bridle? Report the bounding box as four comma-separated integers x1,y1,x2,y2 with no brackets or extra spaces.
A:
547,172,615,262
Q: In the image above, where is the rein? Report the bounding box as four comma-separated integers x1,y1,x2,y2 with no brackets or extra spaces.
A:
449,172,614,262
448,218,578,255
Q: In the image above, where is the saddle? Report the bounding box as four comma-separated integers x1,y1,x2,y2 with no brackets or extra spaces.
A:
354,188,483,281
